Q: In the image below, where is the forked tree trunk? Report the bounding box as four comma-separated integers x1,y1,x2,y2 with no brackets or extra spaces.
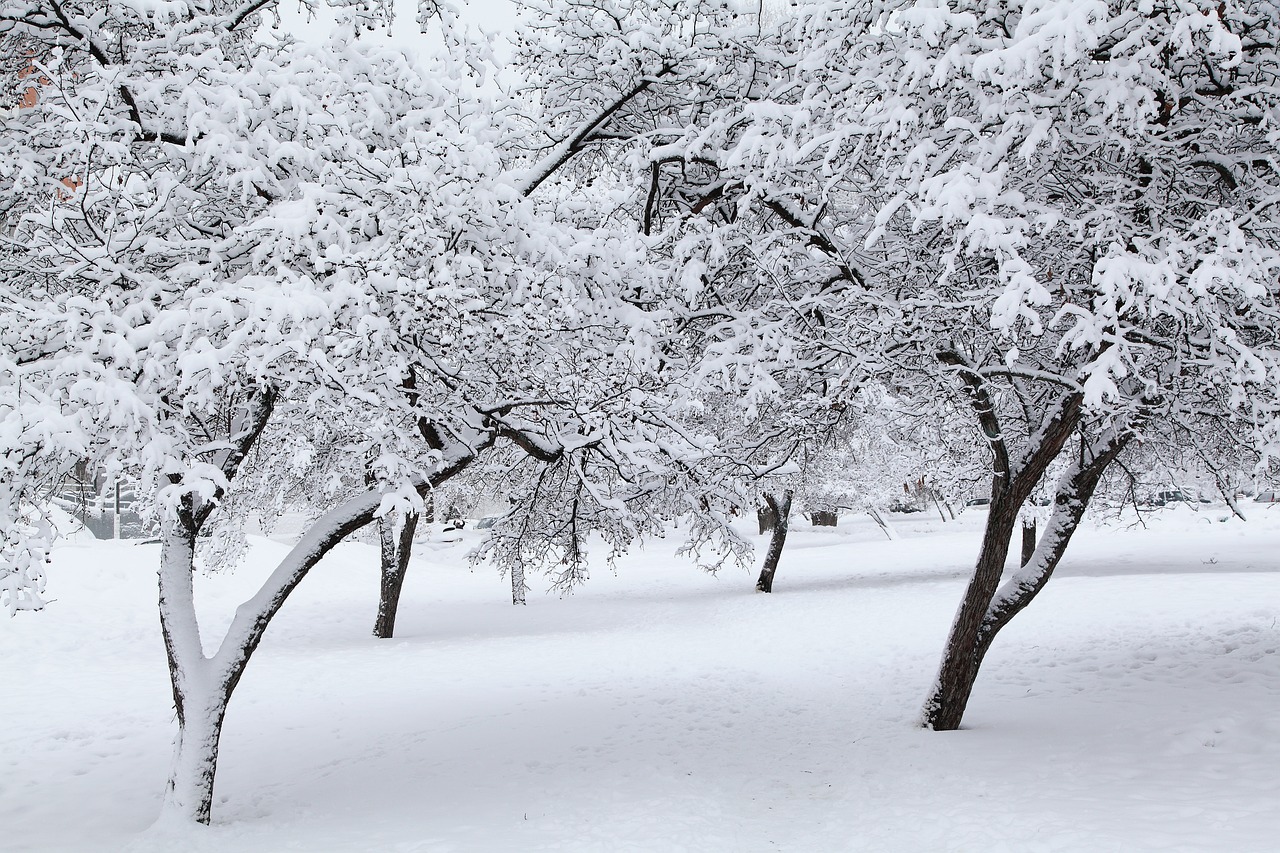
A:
156,488,395,823
922,428,1129,731
755,490,793,593
1020,518,1037,567
156,449,477,824
919,362,1086,732
373,510,419,639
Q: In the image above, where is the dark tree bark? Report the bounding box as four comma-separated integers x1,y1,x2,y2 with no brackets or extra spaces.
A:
755,490,793,593
758,502,777,535
1020,518,1037,567
372,509,420,639
967,432,1128,665
922,354,1089,731
922,376,1130,730
810,509,838,526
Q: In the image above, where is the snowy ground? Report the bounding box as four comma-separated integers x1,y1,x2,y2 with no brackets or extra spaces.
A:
4,503,1279,852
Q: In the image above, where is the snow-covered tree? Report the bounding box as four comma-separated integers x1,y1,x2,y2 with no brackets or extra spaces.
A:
0,0,746,823
624,0,1280,728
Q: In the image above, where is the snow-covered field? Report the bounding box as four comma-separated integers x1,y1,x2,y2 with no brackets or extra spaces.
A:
5,505,1279,852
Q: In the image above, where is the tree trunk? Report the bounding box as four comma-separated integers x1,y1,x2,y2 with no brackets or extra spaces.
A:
161,681,228,825
157,520,226,824
511,562,527,605
810,509,838,527
757,502,777,535
755,491,793,592
920,368,1085,732
922,426,1129,731
868,506,898,540
921,487,1022,731
156,473,471,824
1020,518,1037,567
373,509,419,639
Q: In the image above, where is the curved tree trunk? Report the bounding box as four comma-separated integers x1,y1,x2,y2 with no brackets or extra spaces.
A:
755,490,792,593
373,509,419,638
156,418,481,825
922,427,1129,730
921,361,1085,732
920,487,1023,730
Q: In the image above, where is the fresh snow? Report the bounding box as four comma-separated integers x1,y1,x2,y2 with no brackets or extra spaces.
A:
4,506,1279,852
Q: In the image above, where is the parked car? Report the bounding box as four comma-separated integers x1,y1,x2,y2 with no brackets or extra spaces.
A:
1150,490,1213,507
1254,490,1280,503
965,497,991,507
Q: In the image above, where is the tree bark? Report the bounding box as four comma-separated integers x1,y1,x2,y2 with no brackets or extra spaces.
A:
922,424,1128,731
511,561,528,605
755,490,792,592
1020,518,1037,567
810,509,838,526
161,679,229,825
158,521,223,824
921,486,1024,730
757,502,777,535
373,509,419,639
921,362,1084,731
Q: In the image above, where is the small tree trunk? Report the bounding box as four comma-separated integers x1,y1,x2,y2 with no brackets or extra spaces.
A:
373,509,419,639
868,506,898,541
931,491,947,522
755,491,792,593
511,562,527,605
1020,518,1037,567
810,509,838,527
757,502,777,535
